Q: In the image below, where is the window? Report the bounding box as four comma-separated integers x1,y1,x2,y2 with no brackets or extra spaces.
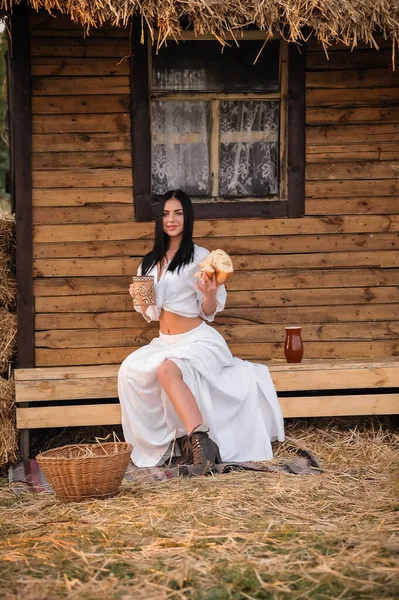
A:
130,26,305,221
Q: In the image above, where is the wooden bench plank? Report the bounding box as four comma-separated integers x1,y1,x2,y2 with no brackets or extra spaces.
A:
268,359,399,371
16,393,399,428
15,364,399,402
281,394,399,417
15,360,399,379
17,404,121,429
15,364,119,380
15,361,399,397
16,378,117,402
275,367,399,391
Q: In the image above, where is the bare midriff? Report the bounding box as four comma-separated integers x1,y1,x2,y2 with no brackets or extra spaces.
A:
159,309,202,335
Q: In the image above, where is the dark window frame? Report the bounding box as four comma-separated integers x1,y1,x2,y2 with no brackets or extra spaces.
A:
130,23,305,221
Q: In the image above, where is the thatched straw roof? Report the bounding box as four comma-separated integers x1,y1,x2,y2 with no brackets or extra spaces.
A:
3,0,399,49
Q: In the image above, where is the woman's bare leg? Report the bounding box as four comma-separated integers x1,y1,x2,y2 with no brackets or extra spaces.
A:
157,360,202,433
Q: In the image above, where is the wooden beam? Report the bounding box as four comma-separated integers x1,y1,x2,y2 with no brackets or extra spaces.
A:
15,361,398,380
34,340,399,366
32,94,130,114
31,215,399,243
32,113,131,134
15,364,120,381
31,321,399,348
16,377,118,402
192,200,288,220
15,362,399,402
280,394,399,418
31,249,399,277
10,2,34,368
32,76,129,96
287,43,306,218
33,286,399,313
32,268,399,295
32,232,399,257
155,31,281,42
15,359,399,387
130,19,152,221
17,404,122,429
16,393,399,428
32,168,132,188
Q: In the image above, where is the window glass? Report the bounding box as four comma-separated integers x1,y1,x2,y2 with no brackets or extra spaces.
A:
152,40,280,92
150,38,281,199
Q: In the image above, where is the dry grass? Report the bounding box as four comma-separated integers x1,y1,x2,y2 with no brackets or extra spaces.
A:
0,376,18,468
1,418,398,599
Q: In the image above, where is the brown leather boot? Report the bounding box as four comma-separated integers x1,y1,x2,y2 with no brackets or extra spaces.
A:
188,431,222,470
175,435,192,465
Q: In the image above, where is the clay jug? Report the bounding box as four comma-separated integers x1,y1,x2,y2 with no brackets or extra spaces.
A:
284,327,304,363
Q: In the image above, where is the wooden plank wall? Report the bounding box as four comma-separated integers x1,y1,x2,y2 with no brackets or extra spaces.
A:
30,13,399,367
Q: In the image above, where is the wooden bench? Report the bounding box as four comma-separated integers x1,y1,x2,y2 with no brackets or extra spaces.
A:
15,360,399,460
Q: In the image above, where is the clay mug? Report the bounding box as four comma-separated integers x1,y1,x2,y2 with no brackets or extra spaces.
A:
131,276,156,306
284,326,304,363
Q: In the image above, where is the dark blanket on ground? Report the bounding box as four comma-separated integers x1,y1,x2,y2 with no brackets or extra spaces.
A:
8,446,322,494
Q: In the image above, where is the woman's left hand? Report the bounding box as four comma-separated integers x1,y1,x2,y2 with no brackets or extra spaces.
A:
196,272,217,297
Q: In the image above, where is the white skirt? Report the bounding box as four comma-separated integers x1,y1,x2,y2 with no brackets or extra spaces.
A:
118,321,285,467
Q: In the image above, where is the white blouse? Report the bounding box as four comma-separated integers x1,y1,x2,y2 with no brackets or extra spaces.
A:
134,245,227,323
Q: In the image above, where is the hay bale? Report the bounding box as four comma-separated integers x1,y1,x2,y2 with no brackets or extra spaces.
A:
0,376,18,468
0,308,16,375
0,209,15,251
0,264,16,311
0,213,17,466
0,209,15,272
0,210,16,311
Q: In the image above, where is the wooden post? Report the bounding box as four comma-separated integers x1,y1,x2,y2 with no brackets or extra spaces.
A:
9,1,34,460
130,19,152,221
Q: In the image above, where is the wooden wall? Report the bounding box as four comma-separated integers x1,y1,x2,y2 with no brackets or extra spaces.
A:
30,13,399,367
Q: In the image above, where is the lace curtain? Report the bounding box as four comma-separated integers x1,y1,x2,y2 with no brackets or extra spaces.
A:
151,101,210,196
219,101,279,196
151,100,279,197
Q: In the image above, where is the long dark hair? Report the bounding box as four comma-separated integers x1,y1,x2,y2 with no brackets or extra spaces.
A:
141,190,195,275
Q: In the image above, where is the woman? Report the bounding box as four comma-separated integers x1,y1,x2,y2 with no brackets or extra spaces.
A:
118,190,284,469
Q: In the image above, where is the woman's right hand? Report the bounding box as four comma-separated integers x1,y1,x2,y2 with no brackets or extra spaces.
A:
129,283,135,298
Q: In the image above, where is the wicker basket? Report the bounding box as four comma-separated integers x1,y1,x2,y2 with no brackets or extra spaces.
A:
36,442,132,502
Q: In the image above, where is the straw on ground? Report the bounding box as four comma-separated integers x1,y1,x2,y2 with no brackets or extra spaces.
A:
1,418,398,599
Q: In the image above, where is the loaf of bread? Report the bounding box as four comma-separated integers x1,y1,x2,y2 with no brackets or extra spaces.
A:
196,249,234,285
